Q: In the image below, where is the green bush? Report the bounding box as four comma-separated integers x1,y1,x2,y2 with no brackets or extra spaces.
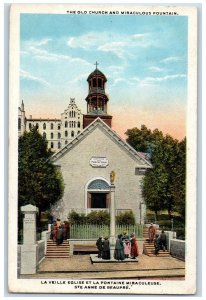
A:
86,211,110,225
68,210,110,225
68,210,136,225
116,211,135,225
68,210,87,224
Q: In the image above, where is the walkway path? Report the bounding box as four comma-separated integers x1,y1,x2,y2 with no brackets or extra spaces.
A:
20,254,185,280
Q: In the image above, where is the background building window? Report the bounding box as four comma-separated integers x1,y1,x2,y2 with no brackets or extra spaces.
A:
65,140,68,145
71,130,74,137
58,132,61,139
43,132,46,139
18,118,21,130
58,123,61,130
43,123,46,130
29,123,32,130
77,121,80,128
58,142,61,149
51,132,54,139
65,121,68,128
51,123,54,130
51,142,54,149
65,130,68,137
36,123,39,129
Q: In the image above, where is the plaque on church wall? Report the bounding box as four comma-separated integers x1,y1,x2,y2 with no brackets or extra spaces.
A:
90,156,109,167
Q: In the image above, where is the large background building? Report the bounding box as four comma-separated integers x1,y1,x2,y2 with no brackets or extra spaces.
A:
18,97,83,152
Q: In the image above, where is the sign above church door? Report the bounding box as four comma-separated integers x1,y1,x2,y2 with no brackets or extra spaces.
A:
90,156,109,168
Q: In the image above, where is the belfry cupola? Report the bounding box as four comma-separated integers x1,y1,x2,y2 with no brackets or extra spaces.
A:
83,62,112,128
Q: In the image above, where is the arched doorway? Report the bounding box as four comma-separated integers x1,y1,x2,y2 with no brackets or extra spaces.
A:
86,178,110,213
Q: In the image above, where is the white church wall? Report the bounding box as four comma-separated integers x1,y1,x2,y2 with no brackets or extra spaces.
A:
55,126,144,222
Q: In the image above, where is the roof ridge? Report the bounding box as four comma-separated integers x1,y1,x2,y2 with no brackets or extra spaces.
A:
52,117,152,168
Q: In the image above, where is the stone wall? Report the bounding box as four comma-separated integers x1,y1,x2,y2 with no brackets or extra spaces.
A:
17,245,21,275
170,239,185,260
36,240,45,266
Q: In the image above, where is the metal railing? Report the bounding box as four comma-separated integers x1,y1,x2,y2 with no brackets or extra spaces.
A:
69,224,143,239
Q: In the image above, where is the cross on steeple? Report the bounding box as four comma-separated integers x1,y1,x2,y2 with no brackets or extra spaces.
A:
94,61,99,69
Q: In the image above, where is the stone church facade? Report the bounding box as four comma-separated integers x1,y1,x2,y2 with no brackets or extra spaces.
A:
51,117,152,223
19,65,152,222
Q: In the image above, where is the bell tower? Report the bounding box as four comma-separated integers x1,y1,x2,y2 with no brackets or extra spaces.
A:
83,62,112,128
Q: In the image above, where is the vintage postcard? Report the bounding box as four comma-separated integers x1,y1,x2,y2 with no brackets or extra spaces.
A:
8,4,197,294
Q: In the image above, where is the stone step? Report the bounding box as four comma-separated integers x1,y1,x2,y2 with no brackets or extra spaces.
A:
145,254,170,257
45,255,69,258
46,240,70,258
46,250,69,252
46,252,69,255
47,245,69,249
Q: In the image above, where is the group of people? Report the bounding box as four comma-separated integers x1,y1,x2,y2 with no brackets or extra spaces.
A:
50,218,70,245
96,231,139,261
148,223,167,255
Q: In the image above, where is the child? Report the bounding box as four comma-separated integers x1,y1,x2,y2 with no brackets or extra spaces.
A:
124,239,131,259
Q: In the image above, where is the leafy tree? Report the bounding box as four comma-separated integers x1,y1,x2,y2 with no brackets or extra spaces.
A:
18,127,64,225
170,138,186,219
125,125,186,220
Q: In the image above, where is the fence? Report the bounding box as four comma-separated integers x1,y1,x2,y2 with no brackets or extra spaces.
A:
69,224,143,239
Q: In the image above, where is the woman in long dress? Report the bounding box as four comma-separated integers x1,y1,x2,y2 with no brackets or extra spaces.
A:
102,237,110,260
114,234,125,261
130,234,139,259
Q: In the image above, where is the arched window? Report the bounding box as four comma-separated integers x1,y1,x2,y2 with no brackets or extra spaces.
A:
74,121,76,128
71,131,74,137
58,132,61,139
43,132,46,139
77,130,80,134
74,111,76,118
18,118,21,130
36,123,39,129
51,123,54,130
29,123,32,130
43,123,46,130
58,123,61,130
98,78,102,88
51,132,54,139
58,142,61,149
65,130,68,137
77,121,80,128
69,111,72,117
69,121,71,128
51,142,54,149
65,121,68,128
93,78,97,87
65,140,68,145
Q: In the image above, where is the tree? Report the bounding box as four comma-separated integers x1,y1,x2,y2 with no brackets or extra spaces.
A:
170,138,186,219
18,127,64,225
125,125,186,219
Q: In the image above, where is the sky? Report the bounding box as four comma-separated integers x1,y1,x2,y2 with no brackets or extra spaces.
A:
20,13,188,140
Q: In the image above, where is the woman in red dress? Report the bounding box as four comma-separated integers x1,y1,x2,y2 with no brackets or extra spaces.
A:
130,233,139,259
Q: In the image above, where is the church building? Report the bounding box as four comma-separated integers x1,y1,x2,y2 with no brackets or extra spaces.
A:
49,65,152,223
